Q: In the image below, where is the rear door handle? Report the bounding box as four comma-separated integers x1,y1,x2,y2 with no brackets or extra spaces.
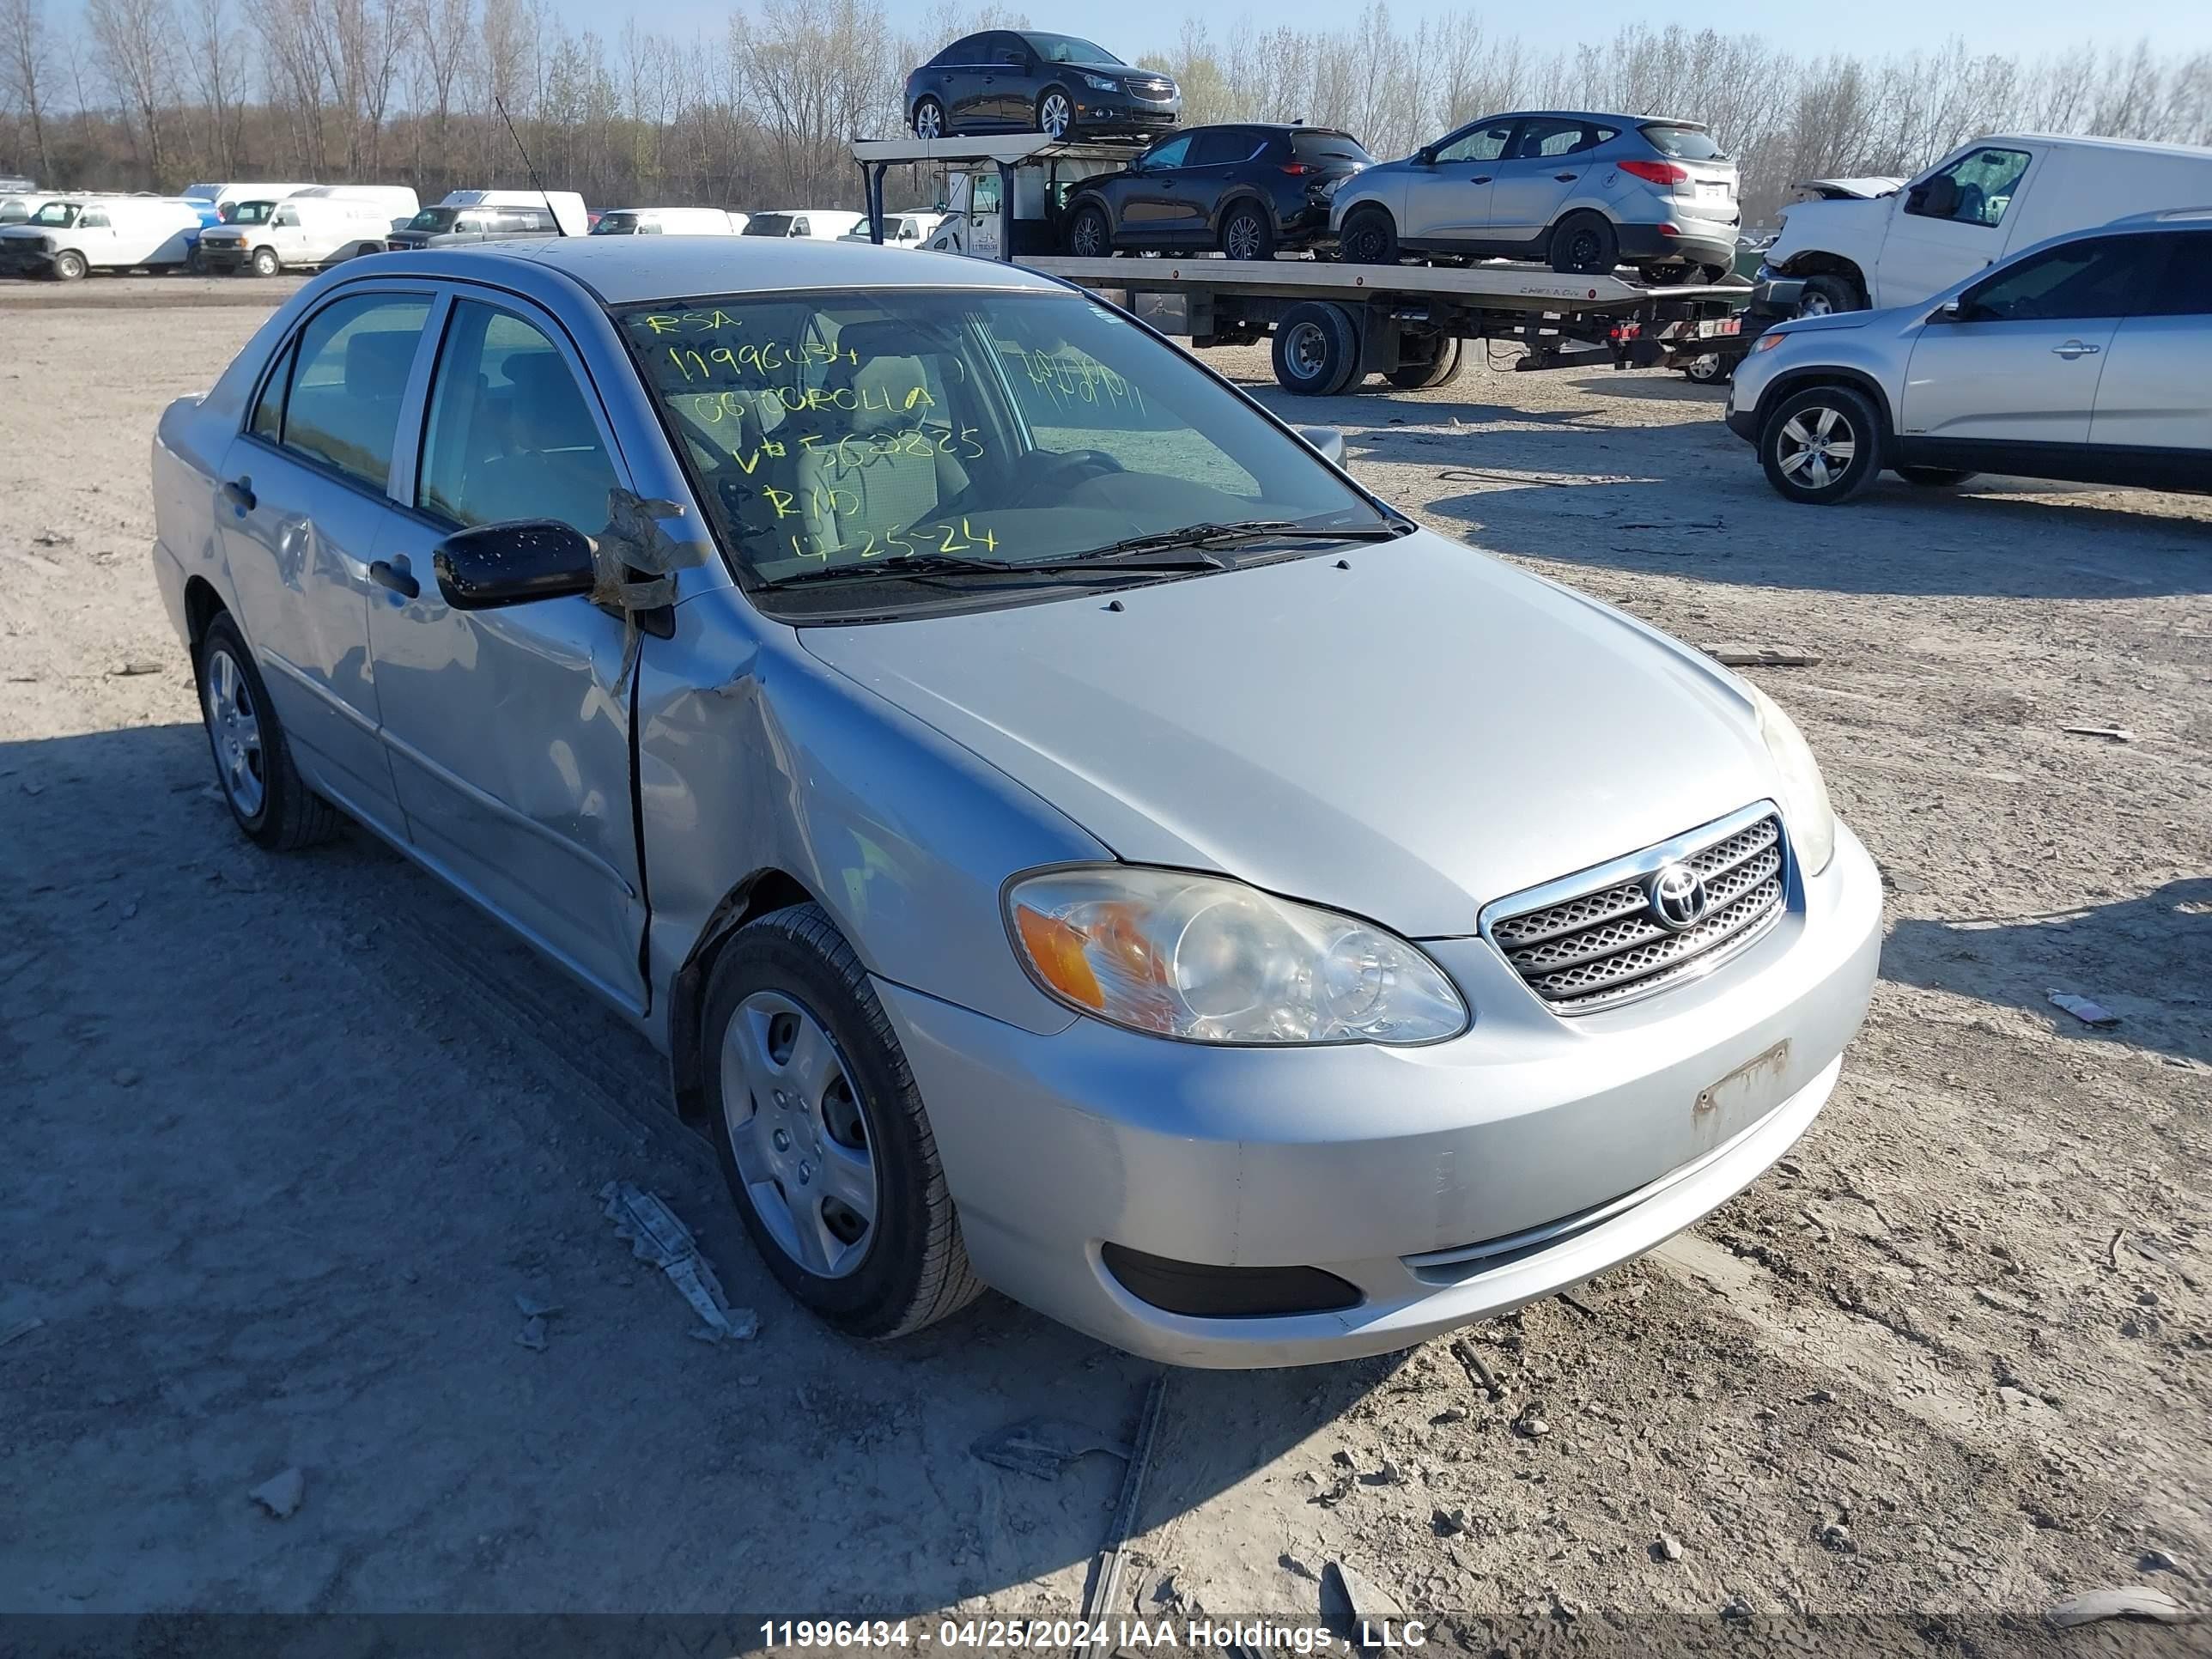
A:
222,477,256,513
1554,173,1580,182
1470,174,1492,184
368,558,419,599
2051,341,2101,358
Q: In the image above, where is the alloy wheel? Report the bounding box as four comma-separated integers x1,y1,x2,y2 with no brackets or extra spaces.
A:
1798,290,1834,317
1775,404,1857,490
720,990,878,1279
1070,210,1105,256
204,646,266,817
1224,212,1264,260
913,100,942,138
1040,93,1072,138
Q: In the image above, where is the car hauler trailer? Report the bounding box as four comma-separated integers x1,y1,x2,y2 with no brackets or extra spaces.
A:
852,134,1749,395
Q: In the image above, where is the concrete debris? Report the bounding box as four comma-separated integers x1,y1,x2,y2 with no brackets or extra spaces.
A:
2049,991,2119,1028
2141,1549,2187,1577
599,1180,755,1342
1654,1532,1685,1563
2060,726,2133,742
515,1315,548,1352
972,1418,1133,1480
1818,1522,1856,1553
2045,1587,2195,1629
1431,1507,1468,1536
1513,1405,1552,1438
248,1467,305,1520
1430,1405,1471,1425
0,1315,46,1349
1704,644,1820,667
1322,1559,1404,1647
111,661,165,678
514,1291,562,1319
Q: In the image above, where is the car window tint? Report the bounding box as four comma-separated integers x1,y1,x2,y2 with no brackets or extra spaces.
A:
1141,136,1193,170
1291,131,1374,166
1437,122,1514,165
1515,118,1592,159
1963,236,2159,323
279,291,430,489
1926,147,2030,228
1188,130,1255,167
934,34,981,64
1641,124,1723,160
2139,231,2210,315
250,337,295,441
417,301,619,536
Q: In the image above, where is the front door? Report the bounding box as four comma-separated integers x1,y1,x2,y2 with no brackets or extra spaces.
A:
1900,233,2160,449
1486,116,1595,239
1119,134,1193,234
1875,144,2035,308
216,285,432,833
1403,118,1514,244
366,291,648,1012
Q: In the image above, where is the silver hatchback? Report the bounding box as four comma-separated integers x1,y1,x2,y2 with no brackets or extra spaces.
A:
1331,110,1741,279
151,238,1877,1368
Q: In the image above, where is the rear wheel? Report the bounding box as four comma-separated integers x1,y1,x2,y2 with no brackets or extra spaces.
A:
1387,332,1464,390
1272,301,1363,396
1063,200,1110,258
196,612,343,850
250,246,279,277
1897,465,1977,488
911,96,945,138
52,249,86,281
1219,202,1275,261
1338,206,1398,266
1759,384,1882,504
1796,273,1864,317
1547,211,1617,275
1036,88,1073,138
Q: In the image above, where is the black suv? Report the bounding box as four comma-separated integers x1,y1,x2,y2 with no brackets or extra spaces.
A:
906,31,1180,141
1061,125,1374,258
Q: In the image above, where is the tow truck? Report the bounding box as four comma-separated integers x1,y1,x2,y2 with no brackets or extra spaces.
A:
851,133,1751,394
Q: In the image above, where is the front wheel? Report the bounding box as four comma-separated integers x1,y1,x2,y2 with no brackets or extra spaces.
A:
1681,351,1729,385
249,246,279,276
1272,301,1363,396
1796,273,1863,317
1547,211,1618,275
1759,384,1882,504
911,96,945,138
52,249,87,281
1220,202,1275,261
1338,207,1398,266
1036,88,1073,139
1063,200,1110,258
704,903,983,1340
1897,465,1976,488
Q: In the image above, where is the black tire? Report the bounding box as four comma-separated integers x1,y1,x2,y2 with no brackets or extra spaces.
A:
185,243,207,275
911,96,945,138
1547,211,1618,275
1897,465,1977,488
703,903,984,1340
1219,201,1275,261
250,246,279,277
1758,384,1883,505
1063,200,1111,258
1338,206,1398,266
1681,351,1730,386
1036,87,1073,139
1387,332,1464,390
53,249,86,281
1796,273,1864,317
1272,301,1363,396
195,611,344,850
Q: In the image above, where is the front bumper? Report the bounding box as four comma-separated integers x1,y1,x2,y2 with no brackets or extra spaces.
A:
1073,92,1180,133
198,243,250,270
879,821,1883,1367
0,246,55,274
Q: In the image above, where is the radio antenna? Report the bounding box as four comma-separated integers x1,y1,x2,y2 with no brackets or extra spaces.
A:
494,94,567,235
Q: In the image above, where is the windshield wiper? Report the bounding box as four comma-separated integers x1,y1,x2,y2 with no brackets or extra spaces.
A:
1047,519,1408,564
756,550,1221,592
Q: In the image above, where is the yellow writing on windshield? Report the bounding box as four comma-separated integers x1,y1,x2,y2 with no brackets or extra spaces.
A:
700,422,988,477
1010,349,1146,415
781,518,1000,562
663,342,860,382
684,383,938,421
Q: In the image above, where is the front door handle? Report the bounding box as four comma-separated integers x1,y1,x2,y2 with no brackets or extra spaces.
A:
222,476,256,513
2051,341,2101,358
368,558,419,599
1471,174,1492,184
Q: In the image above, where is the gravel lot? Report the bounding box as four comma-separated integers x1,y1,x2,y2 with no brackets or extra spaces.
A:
2,277,2206,1637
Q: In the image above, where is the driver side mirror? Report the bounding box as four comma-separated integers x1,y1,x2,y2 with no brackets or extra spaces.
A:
1929,298,1964,323
1415,146,1437,167
1908,174,1959,220
434,520,598,611
1295,425,1346,465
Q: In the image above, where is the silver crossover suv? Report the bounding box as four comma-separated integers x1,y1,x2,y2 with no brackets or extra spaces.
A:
153,238,1878,1367
1331,111,1741,279
1729,212,2211,503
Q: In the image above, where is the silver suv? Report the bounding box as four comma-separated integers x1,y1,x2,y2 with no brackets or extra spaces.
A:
1728,211,2211,504
1329,111,1740,279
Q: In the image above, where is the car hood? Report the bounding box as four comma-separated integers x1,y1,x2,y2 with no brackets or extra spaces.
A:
1768,308,1878,336
799,532,1778,937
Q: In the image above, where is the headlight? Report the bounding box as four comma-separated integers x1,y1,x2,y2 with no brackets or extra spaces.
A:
1083,73,1120,92
1746,683,1836,875
1006,866,1468,1045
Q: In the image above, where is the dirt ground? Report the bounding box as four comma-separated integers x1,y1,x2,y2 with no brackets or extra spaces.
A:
2,276,2207,1638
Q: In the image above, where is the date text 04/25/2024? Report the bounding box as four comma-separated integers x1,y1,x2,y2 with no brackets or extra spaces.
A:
755,1620,1429,1653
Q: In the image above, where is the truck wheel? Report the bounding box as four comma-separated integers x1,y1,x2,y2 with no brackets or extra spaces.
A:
250,246,280,277
185,244,207,275
1547,212,1617,275
1273,301,1363,396
911,96,945,138
1681,351,1729,385
1339,207,1398,266
703,903,984,1340
1387,332,1463,389
1796,274,1863,316
1064,201,1110,258
1220,203,1275,261
1036,88,1073,139
52,249,86,281
1759,384,1881,504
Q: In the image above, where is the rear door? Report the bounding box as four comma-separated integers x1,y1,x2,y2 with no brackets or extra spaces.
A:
2087,230,2212,464
216,284,433,833
365,289,648,1012
1900,233,2160,449
1487,116,1600,239
1877,144,2037,307
1404,117,1515,243
978,32,1030,127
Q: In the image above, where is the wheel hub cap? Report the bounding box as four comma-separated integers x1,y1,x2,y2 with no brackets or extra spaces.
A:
204,647,265,817
1777,407,1856,489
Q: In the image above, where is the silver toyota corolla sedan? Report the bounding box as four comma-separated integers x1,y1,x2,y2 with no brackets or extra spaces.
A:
151,238,1881,1367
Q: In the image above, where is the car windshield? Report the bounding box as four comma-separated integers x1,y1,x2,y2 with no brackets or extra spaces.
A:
618,289,1388,611
30,201,79,228
228,200,278,224
743,214,794,236
406,207,461,231
1029,33,1119,64
1291,131,1374,166
1643,123,1726,161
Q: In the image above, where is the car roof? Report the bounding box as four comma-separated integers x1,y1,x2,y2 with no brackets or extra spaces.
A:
2003,132,2212,160
355,235,1067,305
1468,110,1699,129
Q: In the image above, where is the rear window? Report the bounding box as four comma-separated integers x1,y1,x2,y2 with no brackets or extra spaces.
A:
1291,131,1374,167
1642,124,1726,161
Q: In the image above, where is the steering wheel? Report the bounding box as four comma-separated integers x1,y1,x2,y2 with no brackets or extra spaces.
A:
1018,447,1125,502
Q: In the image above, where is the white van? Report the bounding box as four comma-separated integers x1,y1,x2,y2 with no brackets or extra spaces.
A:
183,181,316,221
1763,133,2212,313
740,209,867,240
439,188,590,239
289,184,420,227
840,210,947,246
591,206,745,235
194,194,392,275
0,195,201,278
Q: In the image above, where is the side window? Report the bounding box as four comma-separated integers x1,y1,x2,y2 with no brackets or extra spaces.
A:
280,291,430,489
2139,232,2210,317
1910,147,2031,228
933,34,980,65
1140,135,1194,172
972,175,1003,214
416,300,619,537
1515,118,1594,159
81,209,110,228
1960,236,2157,323
1188,130,1255,167
1437,121,1516,165
272,206,299,228
791,216,811,237
250,337,295,441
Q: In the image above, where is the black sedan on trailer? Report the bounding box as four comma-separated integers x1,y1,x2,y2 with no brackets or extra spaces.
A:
906,31,1180,140
1061,125,1375,258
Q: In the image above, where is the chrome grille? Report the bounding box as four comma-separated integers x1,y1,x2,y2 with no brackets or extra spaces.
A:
1486,809,1787,1014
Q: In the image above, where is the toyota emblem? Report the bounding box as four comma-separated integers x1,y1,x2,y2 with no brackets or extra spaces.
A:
1647,861,1710,931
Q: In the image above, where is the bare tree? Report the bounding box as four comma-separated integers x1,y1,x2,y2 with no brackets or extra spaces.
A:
87,0,180,181
1,0,55,179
